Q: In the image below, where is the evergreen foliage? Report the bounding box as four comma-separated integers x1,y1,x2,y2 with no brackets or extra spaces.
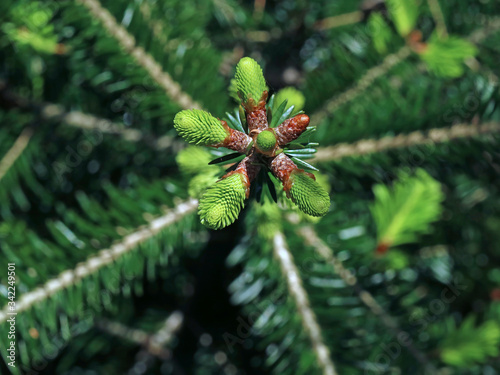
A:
1,0,500,374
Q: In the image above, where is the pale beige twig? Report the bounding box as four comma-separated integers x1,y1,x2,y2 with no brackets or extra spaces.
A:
310,46,412,126
310,16,500,126
0,127,33,182
273,231,337,375
426,0,448,38
97,311,184,358
294,224,437,373
313,122,500,162
76,0,202,110
0,199,198,324
314,11,363,31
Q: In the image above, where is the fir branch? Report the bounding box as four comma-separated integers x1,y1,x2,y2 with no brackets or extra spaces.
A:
273,231,338,375
426,0,448,38
76,0,202,110
97,311,184,358
314,11,363,31
42,105,178,150
0,127,33,182
41,104,142,140
295,224,437,372
310,19,500,126
469,16,500,44
149,311,184,350
313,121,500,162
138,2,176,54
97,319,156,349
0,199,198,324
310,46,412,126
0,83,177,150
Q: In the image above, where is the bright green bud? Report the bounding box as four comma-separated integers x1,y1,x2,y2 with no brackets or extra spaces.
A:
199,173,246,230
289,171,330,217
174,109,228,146
255,130,277,153
235,57,268,103
293,172,330,223
176,146,213,175
274,87,306,115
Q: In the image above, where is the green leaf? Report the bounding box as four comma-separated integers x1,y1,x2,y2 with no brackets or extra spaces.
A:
371,169,444,252
283,148,317,159
275,105,296,128
420,34,478,78
386,0,420,37
289,156,319,172
265,172,278,203
290,127,316,145
225,110,246,133
209,152,244,165
440,316,500,367
269,99,289,128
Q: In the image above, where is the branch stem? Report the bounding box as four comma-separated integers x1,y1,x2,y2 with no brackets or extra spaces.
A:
313,122,500,162
273,231,338,375
0,199,198,324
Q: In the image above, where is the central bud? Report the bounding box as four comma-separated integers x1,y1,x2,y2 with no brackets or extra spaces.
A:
255,129,278,155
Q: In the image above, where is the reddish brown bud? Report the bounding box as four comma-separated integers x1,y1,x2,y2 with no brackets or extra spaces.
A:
243,91,269,134
217,121,253,153
274,114,310,146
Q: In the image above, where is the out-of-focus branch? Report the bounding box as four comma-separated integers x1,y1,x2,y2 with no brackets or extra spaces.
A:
76,0,202,110
273,231,338,375
0,199,198,324
314,11,363,31
310,46,412,126
313,121,500,162
426,0,448,38
0,83,179,151
293,223,437,372
0,127,33,182
97,311,184,359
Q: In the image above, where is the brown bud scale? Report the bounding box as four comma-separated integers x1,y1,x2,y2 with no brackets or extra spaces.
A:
216,121,253,153
243,91,269,134
274,114,310,146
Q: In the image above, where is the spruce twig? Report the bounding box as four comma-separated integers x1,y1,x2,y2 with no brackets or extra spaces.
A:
314,11,363,31
310,18,500,126
313,121,500,162
273,231,338,375
76,0,203,110
97,311,183,358
0,83,179,150
310,46,412,126
426,0,448,38
0,127,33,182
294,224,437,372
0,199,198,324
